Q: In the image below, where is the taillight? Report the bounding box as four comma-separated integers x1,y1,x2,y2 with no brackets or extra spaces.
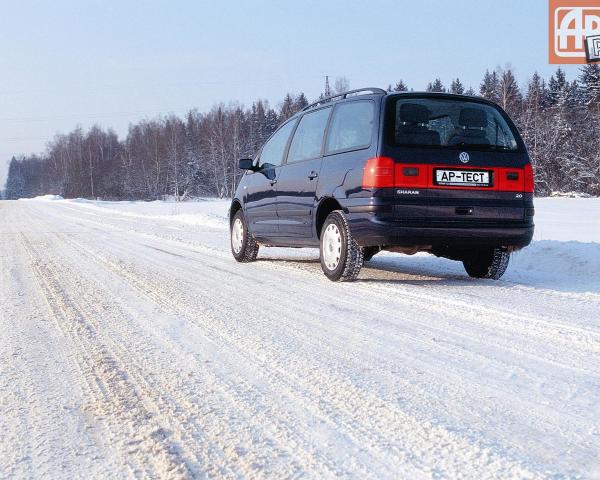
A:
524,164,534,193
362,156,395,188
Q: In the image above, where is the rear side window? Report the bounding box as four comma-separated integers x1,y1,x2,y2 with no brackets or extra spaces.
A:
287,107,331,163
259,119,296,168
325,101,374,154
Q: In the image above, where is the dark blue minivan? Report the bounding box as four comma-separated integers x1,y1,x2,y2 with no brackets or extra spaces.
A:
230,88,534,281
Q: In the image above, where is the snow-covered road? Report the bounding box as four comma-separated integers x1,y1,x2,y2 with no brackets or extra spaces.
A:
1,197,599,479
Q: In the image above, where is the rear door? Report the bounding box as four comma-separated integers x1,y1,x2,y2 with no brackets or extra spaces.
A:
244,119,296,236
382,95,533,225
276,106,332,237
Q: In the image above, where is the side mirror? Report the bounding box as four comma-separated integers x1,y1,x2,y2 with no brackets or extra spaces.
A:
239,158,255,170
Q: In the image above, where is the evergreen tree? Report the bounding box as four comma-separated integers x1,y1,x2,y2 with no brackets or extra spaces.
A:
5,157,25,199
498,67,523,115
568,80,580,107
393,80,408,92
548,68,568,105
449,78,464,94
426,78,445,92
265,108,279,136
578,63,600,105
525,72,549,109
294,92,308,110
465,86,476,96
279,93,296,121
480,70,500,103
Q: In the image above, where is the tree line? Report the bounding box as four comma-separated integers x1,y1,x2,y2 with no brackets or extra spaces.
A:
3,64,600,200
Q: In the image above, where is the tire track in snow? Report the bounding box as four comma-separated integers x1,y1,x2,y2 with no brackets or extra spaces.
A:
18,207,343,479
47,200,600,359
46,231,384,479
48,212,545,479
1,204,127,479
18,230,194,479
53,199,598,375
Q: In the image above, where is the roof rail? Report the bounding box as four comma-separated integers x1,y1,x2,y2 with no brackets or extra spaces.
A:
301,87,386,112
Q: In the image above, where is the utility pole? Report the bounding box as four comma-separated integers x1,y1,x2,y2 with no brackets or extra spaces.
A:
324,75,332,97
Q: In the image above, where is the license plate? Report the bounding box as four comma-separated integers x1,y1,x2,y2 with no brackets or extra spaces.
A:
435,169,492,187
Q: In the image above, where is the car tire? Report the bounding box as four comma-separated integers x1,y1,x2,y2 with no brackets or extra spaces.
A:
363,246,381,262
231,210,259,262
462,247,510,280
320,210,364,282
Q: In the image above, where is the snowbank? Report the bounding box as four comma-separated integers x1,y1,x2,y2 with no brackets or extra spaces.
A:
61,197,229,229
25,194,64,201
533,197,600,243
510,240,600,293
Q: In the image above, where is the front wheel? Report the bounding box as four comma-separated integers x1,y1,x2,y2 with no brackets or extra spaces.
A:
320,211,363,282
231,210,259,262
462,247,510,280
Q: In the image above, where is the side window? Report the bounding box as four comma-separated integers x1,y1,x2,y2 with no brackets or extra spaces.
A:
259,120,296,168
325,101,374,154
287,107,331,163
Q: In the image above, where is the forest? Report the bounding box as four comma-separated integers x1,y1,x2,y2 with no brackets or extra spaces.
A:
3,65,600,200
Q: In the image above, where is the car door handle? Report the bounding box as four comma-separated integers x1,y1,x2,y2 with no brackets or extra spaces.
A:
308,171,318,180
270,179,277,186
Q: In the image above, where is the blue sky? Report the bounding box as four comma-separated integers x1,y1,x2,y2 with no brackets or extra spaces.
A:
0,0,582,185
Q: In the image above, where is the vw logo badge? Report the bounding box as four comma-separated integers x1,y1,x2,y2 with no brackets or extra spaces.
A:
459,152,470,163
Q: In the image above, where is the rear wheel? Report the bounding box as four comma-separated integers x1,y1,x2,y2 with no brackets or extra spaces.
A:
320,210,363,281
462,247,510,280
231,210,259,262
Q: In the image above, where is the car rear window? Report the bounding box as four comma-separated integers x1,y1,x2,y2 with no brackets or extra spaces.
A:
386,97,519,151
325,101,374,154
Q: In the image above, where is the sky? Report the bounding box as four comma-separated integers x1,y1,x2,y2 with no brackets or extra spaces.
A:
0,0,582,187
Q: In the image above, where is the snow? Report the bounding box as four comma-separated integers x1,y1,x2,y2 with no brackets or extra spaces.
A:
531,198,600,243
27,194,64,201
1,196,599,479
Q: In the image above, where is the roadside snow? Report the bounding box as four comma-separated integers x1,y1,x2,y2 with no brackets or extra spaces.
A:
27,194,64,201
532,198,600,243
29,195,600,240
44,197,229,229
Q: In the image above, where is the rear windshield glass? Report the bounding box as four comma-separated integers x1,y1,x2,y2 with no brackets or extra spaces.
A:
386,97,519,151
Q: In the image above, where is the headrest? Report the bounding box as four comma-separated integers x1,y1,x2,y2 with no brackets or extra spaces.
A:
459,108,487,128
399,103,430,124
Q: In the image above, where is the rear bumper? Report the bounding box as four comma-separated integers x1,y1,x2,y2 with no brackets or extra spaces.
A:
347,212,534,249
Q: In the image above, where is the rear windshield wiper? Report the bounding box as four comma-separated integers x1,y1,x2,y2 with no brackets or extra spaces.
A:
484,145,513,151
451,143,513,151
